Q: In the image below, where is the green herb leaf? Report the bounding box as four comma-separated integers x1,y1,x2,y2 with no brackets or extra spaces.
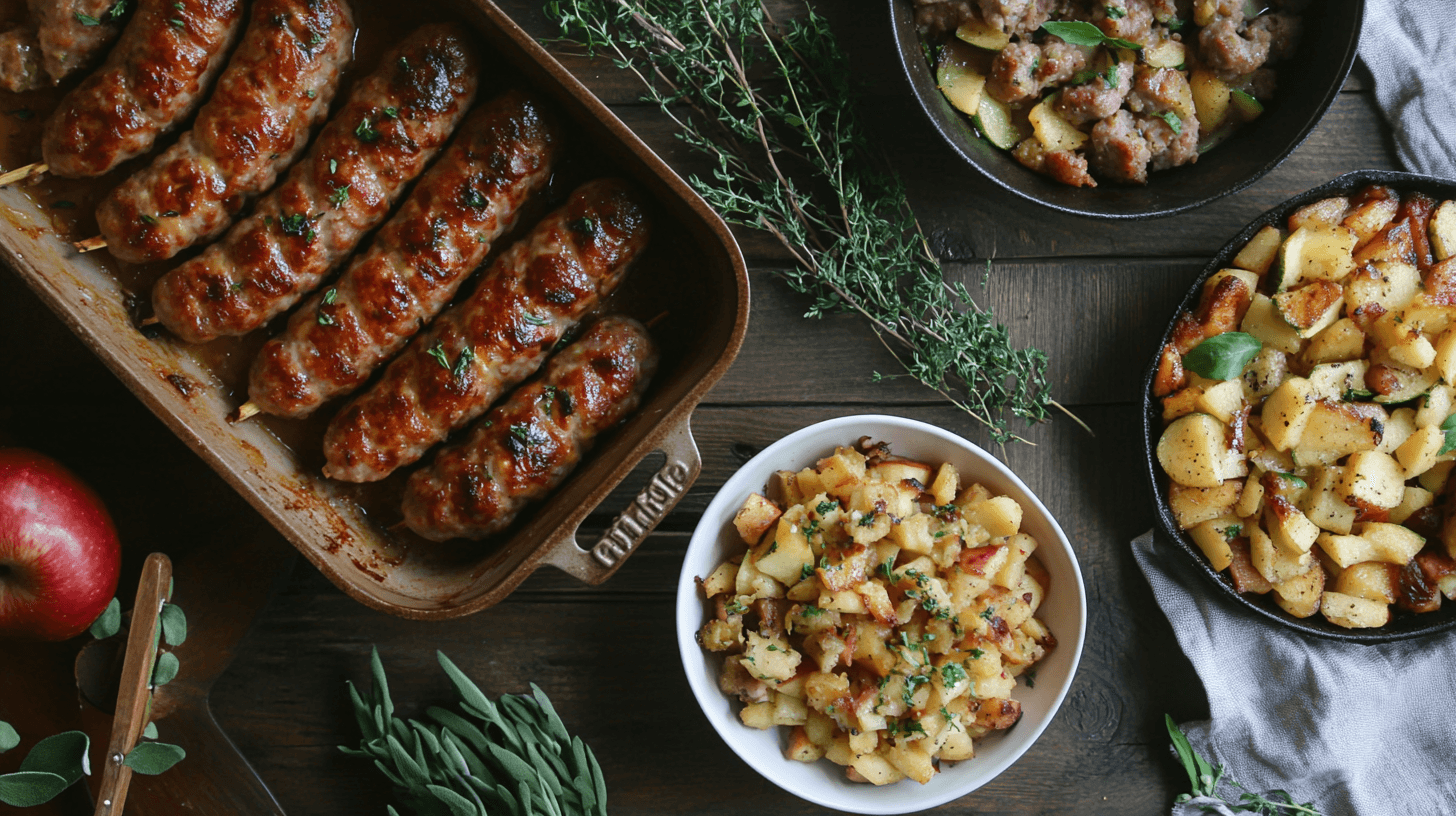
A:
1154,110,1184,135
152,651,180,686
142,722,158,740
462,187,486,208
1040,20,1142,49
109,1,128,20
451,346,475,379
17,731,89,787
1183,332,1262,380
89,597,121,639
123,742,186,775
0,771,70,807
0,722,17,754
278,212,316,241
1274,472,1308,489
355,117,379,143
1104,4,1126,18
75,12,100,25
1439,413,1456,456
383,106,399,118
329,183,350,209
160,602,187,646
521,312,549,326
427,340,452,371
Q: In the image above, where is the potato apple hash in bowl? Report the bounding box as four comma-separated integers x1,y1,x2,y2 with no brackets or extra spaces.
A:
676,415,1084,813
914,0,1303,187
1144,171,1456,641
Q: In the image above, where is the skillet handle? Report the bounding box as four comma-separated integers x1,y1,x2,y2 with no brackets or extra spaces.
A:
543,413,701,584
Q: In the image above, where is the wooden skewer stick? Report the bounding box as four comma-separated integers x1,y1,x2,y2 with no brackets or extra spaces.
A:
229,401,262,423
74,235,107,253
0,162,47,186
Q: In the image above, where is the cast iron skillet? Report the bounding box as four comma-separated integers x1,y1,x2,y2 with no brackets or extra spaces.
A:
1142,170,1456,643
888,0,1365,220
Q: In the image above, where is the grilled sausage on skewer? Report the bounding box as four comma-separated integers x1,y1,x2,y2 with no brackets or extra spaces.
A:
402,316,657,541
0,0,127,93
42,0,247,178
95,0,356,264
245,90,563,418
321,177,652,483
150,24,480,344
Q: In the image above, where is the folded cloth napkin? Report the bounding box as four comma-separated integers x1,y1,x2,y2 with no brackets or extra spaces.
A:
1358,0,1456,179
1131,530,1456,816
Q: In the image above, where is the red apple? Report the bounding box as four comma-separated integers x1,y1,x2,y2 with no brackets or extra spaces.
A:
0,449,121,641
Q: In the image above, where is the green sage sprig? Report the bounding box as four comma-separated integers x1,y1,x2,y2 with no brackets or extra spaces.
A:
1166,715,1324,815
341,648,608,816
543,0,1063,445
0,594,188,807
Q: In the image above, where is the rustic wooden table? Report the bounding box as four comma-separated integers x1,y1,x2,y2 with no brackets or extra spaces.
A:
0,2,1399,813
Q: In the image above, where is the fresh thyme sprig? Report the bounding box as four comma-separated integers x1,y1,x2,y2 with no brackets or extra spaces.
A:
543,0,1062,445
341,649,608,816
1166,715,1324,815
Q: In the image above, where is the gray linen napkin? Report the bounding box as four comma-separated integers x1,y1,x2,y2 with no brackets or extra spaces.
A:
1358,0,1456,179
1131,531,1456,816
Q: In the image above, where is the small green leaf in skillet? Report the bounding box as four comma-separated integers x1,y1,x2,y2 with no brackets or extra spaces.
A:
1182,332,1262,381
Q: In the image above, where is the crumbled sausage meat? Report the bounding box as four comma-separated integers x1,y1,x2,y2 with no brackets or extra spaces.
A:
1089,109,1152,184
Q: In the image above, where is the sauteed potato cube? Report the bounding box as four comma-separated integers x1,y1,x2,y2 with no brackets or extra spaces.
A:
1273,566,1324,618
1233,226,1284,275
1431,200,1456,260
1320,590,1391,628
734,493,783,545
1334,561,1400,603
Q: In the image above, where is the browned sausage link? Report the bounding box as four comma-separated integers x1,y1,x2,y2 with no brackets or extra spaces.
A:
401,316,658,541
248,91,563,418
42,0,246,178
322,177,652,483
150,25,480,344
33,0,128,84
0,0,126,92
96,0,356,264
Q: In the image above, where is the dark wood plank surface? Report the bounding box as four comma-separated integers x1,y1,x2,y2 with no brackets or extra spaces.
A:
0,1,1399,814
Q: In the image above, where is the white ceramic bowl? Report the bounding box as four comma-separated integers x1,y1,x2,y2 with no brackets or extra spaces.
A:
675,415,1086,814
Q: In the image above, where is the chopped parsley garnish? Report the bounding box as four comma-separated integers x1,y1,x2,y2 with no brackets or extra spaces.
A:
230,281,244,292
799,564,814,581
858,513,876,527
815,501,837,515
383,106,399,118
877,559,897,581
969,648,985,659
308,31,324,48
462,188,487,208
568,217,596,236
169,18,184,29
354,117,379,143
800,519,820,538
940,662,967,687
521,312,549,327
75,12,101,26
278,212,316,241
1223,523,1242,543
724,599,747,615
317,288,338,326
1153,111,1184,135
801,605,824,618
509,423,535,445
109,1,128,20
140,213,159,225
329,184,350,209
1104,4,1127,19
979,606,995,620
1166,17,1186,31
398,56,411,72
305,88,317,99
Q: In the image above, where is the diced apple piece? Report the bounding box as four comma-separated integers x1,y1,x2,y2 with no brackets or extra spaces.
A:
1169,480,1243,529
870,457,934,491
1195,379,1246,424
756,511,815,585
1146,39,1186,69
1277,225,1357,290
929,463,959,507
1189,68,1230,134
701,561,739,598
1297,400,1384,456
1343,197,1400,249
1158,413,1234,487
1376,407,1416,455
1321,590,1391,629
1304,318,1365,365
1233,226,1284,276
1389,334,1437,370
1357,521,1426,565
1028,93,1087,152
1242,294,1305,353
1430,200,1456,261
735,493,784,545
1233,471,1265,518
955,17,1010,50
888,513,936,556
1289,197,1352,232
1390,485,1434,525
1265,497,1320,555
1344,261,1421,316
1396,425,1445,478
1298,465,1356,535
1260,377,1317,451
1273,565,1324,618
966,495,1022,538
1250,525,1314,584
1337,451,1405,509
1306,362,1371,403
936,40,987,117
1163,384,1206,421
1334,561,1400,603
1367,352,1439,405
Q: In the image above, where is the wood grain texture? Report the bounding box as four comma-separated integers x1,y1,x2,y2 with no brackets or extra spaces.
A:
0,0,1394,812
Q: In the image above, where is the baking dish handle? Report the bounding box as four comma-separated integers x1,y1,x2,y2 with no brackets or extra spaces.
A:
542,414,701,584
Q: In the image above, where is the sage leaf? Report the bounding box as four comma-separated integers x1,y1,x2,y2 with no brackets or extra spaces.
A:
427,783,480,816
152,651,180,686
143,722,158,740
19,731,89,785
530,684,570,744
0,771,70,807
160,603,187,646
1183,332,1262,380
0,721,18,753
1040,20,1142,49
1165,714,1201,793
348,682,379,742
1439,413,1456,455
1154,110,1183,135
89,597,121,639
123,742,185,775
438,652,493,717
371,647,394,724
1274,472,1308,489
387,734,431,789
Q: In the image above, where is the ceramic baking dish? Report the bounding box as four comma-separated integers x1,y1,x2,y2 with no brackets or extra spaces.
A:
0,0,748,619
